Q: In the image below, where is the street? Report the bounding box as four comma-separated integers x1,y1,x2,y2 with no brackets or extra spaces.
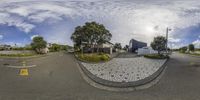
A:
0,52,200,100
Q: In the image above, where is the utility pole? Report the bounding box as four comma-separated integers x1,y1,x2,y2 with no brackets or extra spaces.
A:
166,27,171,53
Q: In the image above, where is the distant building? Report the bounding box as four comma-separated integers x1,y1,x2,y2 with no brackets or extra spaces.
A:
96,42,113,54
36,48,49,54
47,43,52,48
138,47,158,55
0,44,12,50
129,39,147,52
83,42,114,54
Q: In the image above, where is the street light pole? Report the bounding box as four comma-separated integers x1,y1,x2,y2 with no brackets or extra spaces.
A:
166,27,171,53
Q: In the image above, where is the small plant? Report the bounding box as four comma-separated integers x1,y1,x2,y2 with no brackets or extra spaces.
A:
100,54,109,61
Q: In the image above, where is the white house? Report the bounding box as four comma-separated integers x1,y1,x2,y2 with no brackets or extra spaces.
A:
137,47,158,55
97,42,113,54
0,44,12,50
36,48,49,54
82,42,114,54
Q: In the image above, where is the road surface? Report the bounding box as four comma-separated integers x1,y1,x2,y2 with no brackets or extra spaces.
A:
0,52,200,100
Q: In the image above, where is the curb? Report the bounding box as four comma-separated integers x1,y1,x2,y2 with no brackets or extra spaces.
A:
76,58,169,91
186,54,200,58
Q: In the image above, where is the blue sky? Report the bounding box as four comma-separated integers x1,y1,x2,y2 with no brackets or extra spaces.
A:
0,0,200,48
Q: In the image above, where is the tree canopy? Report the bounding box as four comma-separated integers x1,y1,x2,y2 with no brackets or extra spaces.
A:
123,45,129,50
151,36,167,54
31,36,47,53
188,44,195,52
49,43,68,52
179,46,187,53
114,43,122,50
71,21,112,50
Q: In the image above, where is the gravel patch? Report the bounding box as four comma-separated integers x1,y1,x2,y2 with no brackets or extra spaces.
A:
82,57,166,82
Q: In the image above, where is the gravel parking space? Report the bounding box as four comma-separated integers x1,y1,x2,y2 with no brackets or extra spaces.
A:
82,57,167,82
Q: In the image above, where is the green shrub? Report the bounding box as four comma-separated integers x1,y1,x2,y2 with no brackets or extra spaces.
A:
144,54,169,59
179,46,187,53
99,52,104,55
100,55,109,61
77,53,110,62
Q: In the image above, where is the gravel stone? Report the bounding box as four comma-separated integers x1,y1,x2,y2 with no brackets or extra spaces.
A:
82,57,166,82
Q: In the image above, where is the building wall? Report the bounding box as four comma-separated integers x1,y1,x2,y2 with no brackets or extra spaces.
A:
138,47,158,55
82,43,113,54
129,39,147,52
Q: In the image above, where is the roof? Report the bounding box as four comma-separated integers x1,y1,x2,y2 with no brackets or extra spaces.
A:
106,41,114,45
130,39,146,44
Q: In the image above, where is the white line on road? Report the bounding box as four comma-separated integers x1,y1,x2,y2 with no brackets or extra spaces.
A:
6,65,36,68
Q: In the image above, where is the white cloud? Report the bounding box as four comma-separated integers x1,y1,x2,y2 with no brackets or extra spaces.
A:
0,34,3,40
0,0,200,45
193,40,200,44
0,13,35,33
193,39,200,48
5,42,24,47
30,34,39,40
169,37,181,43
170,43,185,49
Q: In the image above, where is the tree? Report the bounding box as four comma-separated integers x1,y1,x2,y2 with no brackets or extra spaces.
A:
188,44,195,52
60,45,68,51
114,43,122,50
49,43,61,52
151,36,167,55
71,21,112,53
31,36,47,54
71,26,83,51
49,44,69,52
179,46,187,53
123,45,129,51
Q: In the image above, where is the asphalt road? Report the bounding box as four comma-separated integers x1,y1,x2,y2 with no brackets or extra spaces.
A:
0,52,200,100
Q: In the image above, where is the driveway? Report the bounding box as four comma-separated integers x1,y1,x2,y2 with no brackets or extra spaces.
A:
0,52,200,100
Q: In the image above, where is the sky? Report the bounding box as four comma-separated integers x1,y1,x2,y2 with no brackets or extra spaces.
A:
0,0,200,48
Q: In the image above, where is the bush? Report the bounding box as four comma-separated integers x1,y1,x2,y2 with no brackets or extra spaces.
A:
100,54,109,61
179,46,187,53
77,53,110,62
144,54,169,59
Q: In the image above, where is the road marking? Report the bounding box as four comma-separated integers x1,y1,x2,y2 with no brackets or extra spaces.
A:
7,65,36,68
6,60,36,68
23,63,26,66
20,61,29,76
19,69,29,76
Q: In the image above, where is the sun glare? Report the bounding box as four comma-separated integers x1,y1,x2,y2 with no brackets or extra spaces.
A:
145,26,156,36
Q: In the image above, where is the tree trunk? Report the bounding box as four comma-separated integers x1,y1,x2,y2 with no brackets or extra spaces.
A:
97,46,99,53
90,44,93,53
158,50,161,55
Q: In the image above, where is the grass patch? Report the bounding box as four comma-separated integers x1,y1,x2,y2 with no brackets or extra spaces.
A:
179,51,200,56
0,53,36,57
189,53,200,56
144,54,169,59
76,53,110,62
